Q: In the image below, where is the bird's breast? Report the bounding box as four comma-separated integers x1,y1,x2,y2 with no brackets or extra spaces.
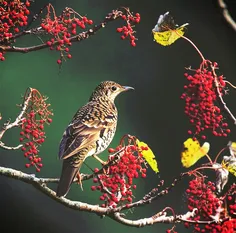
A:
95,127,116,154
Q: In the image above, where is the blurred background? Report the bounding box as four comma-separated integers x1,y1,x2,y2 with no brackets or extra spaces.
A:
0,0,235,232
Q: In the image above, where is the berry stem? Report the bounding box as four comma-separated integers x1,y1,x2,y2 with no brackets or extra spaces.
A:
174,29,205,61
225,80,236,89
211,63,236,125
180,34,205,62
213,147,227,163
205,153,213,165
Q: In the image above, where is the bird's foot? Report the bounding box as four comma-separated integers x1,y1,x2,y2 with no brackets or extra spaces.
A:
92,154,107,166
76,172,84,191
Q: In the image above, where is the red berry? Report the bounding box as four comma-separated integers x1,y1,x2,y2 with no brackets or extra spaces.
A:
47,118,53,123
91,186,96,191
82,16,88,22
94,168,99,173
141,173,146,178
116,27,123,33
131,40,136,47
57,59,62,64
47,41,52,46
87,20,93,25
108,148,115,153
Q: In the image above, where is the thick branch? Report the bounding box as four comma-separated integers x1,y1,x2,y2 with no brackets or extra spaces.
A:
218,0,236,31
0,165,204,227
0,10,123,53
0,165,108,214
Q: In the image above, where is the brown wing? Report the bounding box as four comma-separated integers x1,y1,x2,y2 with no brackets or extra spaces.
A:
58,101,117,160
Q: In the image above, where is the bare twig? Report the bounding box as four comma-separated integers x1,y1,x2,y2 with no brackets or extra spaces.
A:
0,141,22,150
0,88,33,149
111,208,200,227
218,0,236,31
0,10,123,53
112,173,187,213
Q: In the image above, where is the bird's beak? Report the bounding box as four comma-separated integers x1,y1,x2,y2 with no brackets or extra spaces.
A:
122,86,134,91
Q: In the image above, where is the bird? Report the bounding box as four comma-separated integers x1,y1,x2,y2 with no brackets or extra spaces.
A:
56,81,134,197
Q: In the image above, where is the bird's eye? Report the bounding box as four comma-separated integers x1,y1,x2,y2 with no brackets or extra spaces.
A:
111,86,117,91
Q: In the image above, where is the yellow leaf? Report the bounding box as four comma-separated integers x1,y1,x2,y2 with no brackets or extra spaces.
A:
181,138,210,168
152,12,188,46
136,139,159,173
228,141,236,157
153,24,188,46
222,155,236,177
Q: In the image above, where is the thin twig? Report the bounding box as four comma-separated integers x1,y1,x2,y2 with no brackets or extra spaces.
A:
225,80,236,89
211,64,236,125
0,141,22,150
0,88,33,149
111,208,202,227
0,10,123,53
218,0,236,31
112,173,187,213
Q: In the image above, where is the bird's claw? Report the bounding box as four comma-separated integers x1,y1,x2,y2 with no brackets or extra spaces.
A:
76,172,84,191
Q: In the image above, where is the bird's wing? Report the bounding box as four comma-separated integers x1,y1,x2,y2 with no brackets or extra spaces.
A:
59,102,117,160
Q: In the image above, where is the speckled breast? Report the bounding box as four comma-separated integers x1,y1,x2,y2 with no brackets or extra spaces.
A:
95,126,117,155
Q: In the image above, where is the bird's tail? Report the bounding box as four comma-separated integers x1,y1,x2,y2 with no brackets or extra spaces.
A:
56,158,83,197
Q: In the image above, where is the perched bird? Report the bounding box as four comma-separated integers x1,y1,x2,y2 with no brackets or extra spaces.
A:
56,81,134,197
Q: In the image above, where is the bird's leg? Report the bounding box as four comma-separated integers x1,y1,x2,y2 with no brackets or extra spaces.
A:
76,172,83,191
92,154,107,166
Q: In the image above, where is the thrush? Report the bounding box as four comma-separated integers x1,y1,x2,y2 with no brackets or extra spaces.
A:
56,81,134,197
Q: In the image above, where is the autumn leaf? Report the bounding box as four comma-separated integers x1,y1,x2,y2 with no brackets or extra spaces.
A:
222,155,236,177
136,139,159,173
152,12,188,46
181,138,210,168
212,163,229,193
227,141,236,157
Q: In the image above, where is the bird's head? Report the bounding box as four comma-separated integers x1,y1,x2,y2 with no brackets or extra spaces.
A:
90,81,134,102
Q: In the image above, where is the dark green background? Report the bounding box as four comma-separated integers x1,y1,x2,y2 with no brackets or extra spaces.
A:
0,0,235,232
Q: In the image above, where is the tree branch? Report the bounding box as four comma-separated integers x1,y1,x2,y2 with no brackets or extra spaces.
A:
0,88,33,149
0,165,203,227
0,10,123,53
211,63,236,125
217,0,236,31
111,208,199,227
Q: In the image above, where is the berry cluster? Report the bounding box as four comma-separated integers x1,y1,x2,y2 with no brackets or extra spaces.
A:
40,5,93,64
220,219,236,233
91,143,147,207
0,51,5,61
184,177,236,232
180,60,230,139
0,0,31,61
116,11,140,47
19,88,53,172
